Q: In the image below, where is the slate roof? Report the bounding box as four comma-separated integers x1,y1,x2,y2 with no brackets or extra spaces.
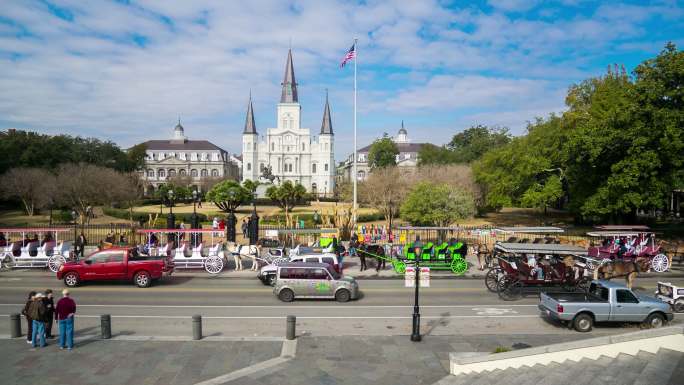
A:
320,92,333,135
141,140,227,152
280,49,298,103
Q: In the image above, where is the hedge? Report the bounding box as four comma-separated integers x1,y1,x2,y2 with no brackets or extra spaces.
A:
103,207,208,224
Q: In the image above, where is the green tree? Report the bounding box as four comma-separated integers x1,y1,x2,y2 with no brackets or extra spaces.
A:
367,134,399,169
242,179,260,196
265,181,307,227
447,125,511,163
206,180,251,213
417,144,460,165
520,176,563,215
400,182,476,226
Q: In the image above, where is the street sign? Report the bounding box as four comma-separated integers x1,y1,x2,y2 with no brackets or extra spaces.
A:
405,267,430,288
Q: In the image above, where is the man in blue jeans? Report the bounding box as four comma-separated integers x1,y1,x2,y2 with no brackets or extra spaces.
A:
55,289,76,350
28,292,47,348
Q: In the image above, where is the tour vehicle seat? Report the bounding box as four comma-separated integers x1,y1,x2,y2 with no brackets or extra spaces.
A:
192,243,203,259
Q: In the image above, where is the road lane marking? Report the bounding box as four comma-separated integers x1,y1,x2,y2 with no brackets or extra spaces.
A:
0,314,538,319
0,287,486,293
0,303,539,308
471,307,519,315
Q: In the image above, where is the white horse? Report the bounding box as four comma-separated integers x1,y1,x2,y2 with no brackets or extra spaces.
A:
226,242,261,271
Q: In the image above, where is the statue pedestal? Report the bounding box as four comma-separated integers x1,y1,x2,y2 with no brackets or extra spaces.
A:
255,183,273,199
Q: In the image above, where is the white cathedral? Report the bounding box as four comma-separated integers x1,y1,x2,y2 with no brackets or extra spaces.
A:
241,49,335,197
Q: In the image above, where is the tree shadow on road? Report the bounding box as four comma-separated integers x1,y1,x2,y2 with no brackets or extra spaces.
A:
425,312,451,336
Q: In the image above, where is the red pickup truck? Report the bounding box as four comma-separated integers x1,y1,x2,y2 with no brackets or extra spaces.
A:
57,247,173,288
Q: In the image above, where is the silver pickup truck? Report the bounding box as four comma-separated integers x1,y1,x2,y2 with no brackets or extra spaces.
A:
539,280,674,332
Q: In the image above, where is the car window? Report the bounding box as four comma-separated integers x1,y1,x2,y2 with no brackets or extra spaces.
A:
589,284,609,301
88,252,110,264
303,257,316,263
308,268,329,280
616,289,639,303
322,257,335,265
108,251,125,262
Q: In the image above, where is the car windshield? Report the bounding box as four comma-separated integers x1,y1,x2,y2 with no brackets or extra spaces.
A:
329,268,341,280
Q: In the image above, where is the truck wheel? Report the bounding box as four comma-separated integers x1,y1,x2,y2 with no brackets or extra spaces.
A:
278,288,294,302
674,299,684,313
134,271,151,288
644,313,665,329
335,289,351,303
267,274,277,286
63,272,79,287
573,313,593,332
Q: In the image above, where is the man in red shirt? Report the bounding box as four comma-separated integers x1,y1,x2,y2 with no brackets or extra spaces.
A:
55,289,76,350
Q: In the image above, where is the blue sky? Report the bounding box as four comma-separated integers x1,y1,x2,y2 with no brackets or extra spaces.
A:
1,0,683,162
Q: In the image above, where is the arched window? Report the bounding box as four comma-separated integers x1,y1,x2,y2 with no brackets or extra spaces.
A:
260,163,265,172
158,169,166,178
168,169,176,177
211,169,219,177
179,169,187,176
147,169,154,178
201,169,209,177
312,163,317,173
245,164,250,172
357,170,365,180
191,169,198,177
311,183,317,196
324,163,329,172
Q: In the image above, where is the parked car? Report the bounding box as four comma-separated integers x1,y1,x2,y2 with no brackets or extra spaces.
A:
655,281,684,313
273,262,358,302
539,280,673,332
258,254,341,286
56,247,174,288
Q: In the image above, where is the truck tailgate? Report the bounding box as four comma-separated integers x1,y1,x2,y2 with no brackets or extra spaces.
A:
540,292,559,312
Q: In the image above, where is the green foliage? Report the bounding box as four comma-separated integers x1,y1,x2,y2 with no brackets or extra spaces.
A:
155,184,192,202
367,134,399,169
400,182,476,226
356,212,385,223
473,43,684,221
206,180,251,212
266,181,308,212
418,125,511,166
493,346,511,354
0,130,146,174
242,179,260,194
103,207,207,223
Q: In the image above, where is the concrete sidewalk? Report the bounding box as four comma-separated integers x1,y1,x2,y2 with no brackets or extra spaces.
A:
0,333,594,385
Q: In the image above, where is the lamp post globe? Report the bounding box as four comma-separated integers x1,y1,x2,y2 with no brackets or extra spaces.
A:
411,238,423,342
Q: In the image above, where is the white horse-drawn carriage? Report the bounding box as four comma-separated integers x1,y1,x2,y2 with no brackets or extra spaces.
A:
0,227,73,272
136,229,261,274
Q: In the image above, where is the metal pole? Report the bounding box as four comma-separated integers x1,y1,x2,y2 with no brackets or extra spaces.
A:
411,259,421,341
352,37,358,226
101,314,111,339
10,313,21,338
286,315,296,340
192,314,202,340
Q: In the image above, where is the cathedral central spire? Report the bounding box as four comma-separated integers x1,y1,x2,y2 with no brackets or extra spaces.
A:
280,49,298,103
243,93,257,134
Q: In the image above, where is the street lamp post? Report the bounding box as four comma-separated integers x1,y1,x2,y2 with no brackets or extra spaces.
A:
411,238,423,342
226,190,237,242
248,193,259,246
165,189,176,229
191,190,199,229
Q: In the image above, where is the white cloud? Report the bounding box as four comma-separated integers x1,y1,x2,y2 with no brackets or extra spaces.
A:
488,0,541,12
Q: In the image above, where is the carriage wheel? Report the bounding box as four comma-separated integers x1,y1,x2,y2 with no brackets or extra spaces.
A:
204,256,224,274
497,277,523,301
48,255,66,273
651,254,669,273
450,258,468,275
393,260,406,274
484,267,502,292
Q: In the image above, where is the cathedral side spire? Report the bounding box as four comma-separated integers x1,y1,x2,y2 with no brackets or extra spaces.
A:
320,90,333,135
280,49,298,103
243,94,257,134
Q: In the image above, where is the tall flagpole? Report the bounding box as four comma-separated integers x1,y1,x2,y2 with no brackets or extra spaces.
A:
353,38,359,227
352,38,358,226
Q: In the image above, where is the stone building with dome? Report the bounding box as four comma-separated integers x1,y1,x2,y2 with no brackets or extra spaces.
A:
138,121,240,195
338,121,427,182
241,49,335,197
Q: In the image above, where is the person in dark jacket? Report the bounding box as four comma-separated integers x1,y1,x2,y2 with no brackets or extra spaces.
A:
75,232,87,259
21,291,36,343
28,293,47,348
43,289,55,338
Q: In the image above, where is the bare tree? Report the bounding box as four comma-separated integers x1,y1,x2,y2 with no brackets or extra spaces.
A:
359,166,409,229
0,167,55,216
55,163,137,224
414,164,481,204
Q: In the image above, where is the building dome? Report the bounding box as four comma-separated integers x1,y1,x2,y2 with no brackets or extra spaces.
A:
395,120,408,143
398,127,407,135
172,119,186,142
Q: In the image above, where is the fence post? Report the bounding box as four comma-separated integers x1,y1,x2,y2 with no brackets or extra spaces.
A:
192,315,202,340
286,315,296,340
10,313,21,338
101,314,111,339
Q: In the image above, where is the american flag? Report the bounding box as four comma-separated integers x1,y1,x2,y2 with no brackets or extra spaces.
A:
340,43,356,68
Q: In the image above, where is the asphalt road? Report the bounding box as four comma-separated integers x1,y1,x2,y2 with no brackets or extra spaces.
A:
0,270,681,338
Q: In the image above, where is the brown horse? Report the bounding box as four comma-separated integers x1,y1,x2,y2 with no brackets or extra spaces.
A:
596,258,650,289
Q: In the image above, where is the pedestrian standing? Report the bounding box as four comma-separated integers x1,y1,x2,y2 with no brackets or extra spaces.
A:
43,289,55,339
56,289,76,350
75,232,87,259
28,293,47,348
21,291,36,344
241,219,248,238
